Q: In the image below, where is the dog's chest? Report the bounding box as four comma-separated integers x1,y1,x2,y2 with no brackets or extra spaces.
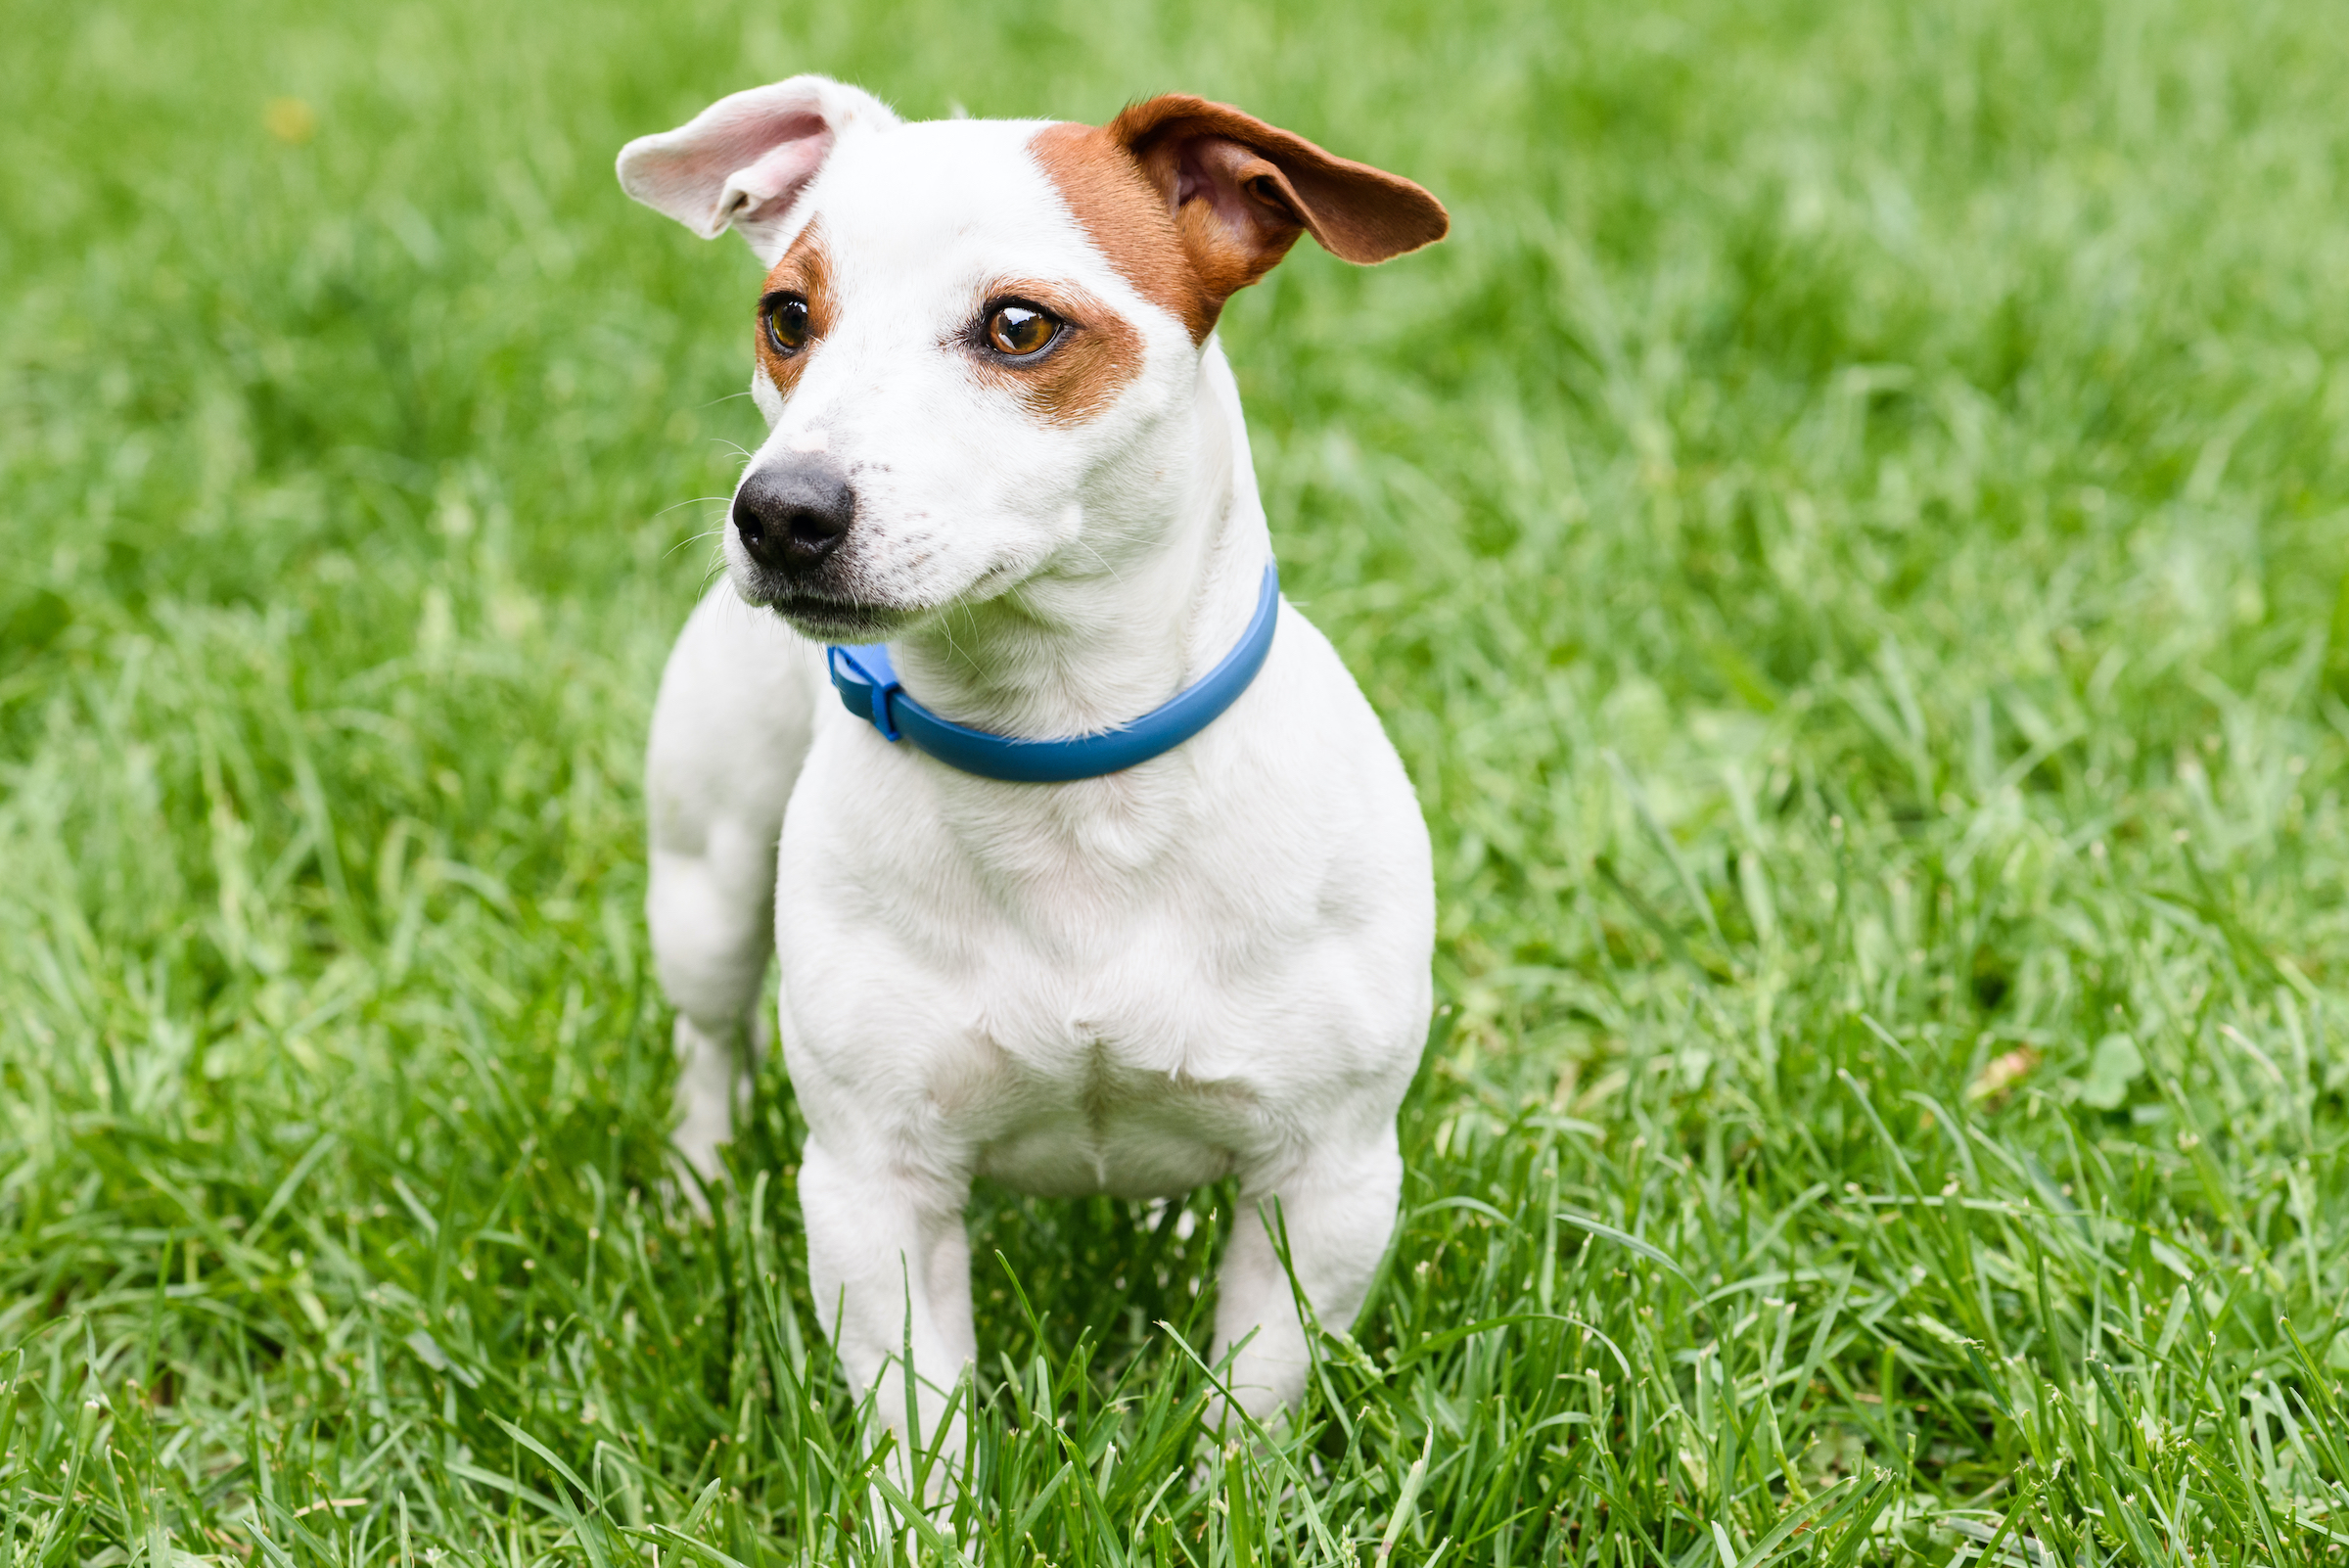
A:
953,1032,1258,1198
928,882,1296,1197
793,782,1334,1193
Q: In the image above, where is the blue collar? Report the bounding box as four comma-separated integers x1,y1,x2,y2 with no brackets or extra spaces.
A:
826,563,1280,783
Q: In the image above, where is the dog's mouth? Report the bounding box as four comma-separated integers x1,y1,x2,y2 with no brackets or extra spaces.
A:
759,593,918,642
730,546,1017,644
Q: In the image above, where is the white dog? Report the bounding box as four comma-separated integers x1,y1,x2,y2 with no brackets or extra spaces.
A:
619,76,1445,1458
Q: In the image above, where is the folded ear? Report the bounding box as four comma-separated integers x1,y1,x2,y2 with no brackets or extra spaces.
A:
1108,94,1447,327
617,75,899,262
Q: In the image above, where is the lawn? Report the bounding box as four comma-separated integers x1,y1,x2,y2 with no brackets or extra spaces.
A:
6,0,2349,1561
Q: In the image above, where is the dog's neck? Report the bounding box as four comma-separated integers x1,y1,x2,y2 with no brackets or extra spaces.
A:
886,343,1272,743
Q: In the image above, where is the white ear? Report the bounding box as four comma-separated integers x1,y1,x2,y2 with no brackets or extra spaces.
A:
617,75,899,263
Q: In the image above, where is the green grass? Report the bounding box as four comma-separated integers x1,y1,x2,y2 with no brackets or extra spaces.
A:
7,0,2349,1560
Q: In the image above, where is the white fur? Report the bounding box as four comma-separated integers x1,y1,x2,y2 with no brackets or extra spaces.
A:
629,81,1435,1467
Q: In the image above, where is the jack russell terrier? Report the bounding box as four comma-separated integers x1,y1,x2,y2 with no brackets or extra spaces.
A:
619,75,1446,1457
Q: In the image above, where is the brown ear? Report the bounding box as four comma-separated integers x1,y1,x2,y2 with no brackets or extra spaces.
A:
1099,95,1448,338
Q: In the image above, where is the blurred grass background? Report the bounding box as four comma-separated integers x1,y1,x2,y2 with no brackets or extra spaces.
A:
6,0,2349,1561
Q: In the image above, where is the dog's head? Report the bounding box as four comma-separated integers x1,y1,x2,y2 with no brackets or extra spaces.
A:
620,77,1446,641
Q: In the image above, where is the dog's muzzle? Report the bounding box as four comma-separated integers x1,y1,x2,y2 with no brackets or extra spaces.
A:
732,455,855,576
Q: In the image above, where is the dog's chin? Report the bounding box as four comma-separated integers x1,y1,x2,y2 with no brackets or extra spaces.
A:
731,550,1045,643
726,563,917,641
760,596,917,643
736,559,1038,643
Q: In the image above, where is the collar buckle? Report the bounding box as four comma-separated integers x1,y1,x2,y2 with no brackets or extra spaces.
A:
825,644,902,742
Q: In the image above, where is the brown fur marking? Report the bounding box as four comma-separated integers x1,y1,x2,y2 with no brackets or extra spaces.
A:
1031,99,1448,343
754,218,835,397
1111,96,1450,265
1029,121,1209,339
964,279,1144,426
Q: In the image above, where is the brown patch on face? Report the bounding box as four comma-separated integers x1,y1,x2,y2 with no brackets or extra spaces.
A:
1030,101,1448,344
754,217,835,397
1031,121,1210,340
963,279,1144,426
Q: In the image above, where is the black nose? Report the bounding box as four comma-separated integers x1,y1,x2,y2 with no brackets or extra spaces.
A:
732,455,855,574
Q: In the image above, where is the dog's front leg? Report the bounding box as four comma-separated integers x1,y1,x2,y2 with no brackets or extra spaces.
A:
799,1137,976,1490
1212,1130,1404,1421
644,588,822,1193
651,832,775,1191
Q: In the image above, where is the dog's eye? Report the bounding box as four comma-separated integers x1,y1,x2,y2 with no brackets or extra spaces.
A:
764,296,811,356
986,304,1060,358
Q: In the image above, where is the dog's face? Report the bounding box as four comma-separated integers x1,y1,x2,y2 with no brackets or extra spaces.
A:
620,79,1445,642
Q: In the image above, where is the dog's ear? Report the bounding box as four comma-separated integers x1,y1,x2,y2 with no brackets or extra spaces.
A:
1107,95,1447,318
617,75,899,262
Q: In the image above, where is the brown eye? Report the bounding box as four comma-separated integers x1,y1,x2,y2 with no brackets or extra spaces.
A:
764,296,810,355
986,303,1059,358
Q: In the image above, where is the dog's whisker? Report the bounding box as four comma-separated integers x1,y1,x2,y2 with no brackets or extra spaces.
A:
696,541,730,594
938,610,971,671
663,527,726,563
1069,534,1125,587
657,494,737,518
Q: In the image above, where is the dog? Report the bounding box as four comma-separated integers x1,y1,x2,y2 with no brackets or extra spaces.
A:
619,75,1446,1462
